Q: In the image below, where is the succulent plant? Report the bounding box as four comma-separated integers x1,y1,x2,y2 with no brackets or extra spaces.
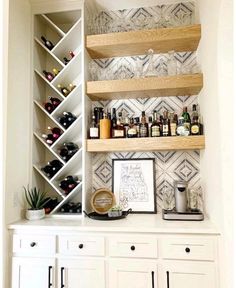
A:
24,186,50,210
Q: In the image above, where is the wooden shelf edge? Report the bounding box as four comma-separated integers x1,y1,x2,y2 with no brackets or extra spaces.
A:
86,24,201,59
86,136,205,152
86,74,203,101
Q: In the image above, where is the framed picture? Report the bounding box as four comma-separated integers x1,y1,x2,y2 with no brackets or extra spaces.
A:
112,158,156,214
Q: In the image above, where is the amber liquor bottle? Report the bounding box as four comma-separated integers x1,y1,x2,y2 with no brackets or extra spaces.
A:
190,104,200,135
162,111,170,137
139,111,148,137
112,112,125,138
151,110,160,137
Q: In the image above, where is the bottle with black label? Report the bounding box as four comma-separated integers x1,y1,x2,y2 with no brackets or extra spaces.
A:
190,104,200,135
127,118,137,138
140,111,148,137
89,114,99,139
151,110,160,137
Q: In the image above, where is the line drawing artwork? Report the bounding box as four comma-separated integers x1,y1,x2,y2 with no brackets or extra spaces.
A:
119,163,149,202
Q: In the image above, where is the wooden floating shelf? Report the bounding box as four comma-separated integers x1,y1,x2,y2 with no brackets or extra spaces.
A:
86,74,203,101
86,24,201,59
86,136,205,152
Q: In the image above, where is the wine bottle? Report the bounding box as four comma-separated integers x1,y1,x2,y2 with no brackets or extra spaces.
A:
41,36,54,50
68,83,76,92
43,70,54,82
41,133,54,145
63,57,70,65
41,165,54,178
69,51,75,58
52,68,60,76
48,160,63,174
47,127,62,139
44,102,54,113
57,84,70,96
48,96,61,108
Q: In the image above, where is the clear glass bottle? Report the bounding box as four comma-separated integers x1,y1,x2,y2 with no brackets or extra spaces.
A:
162,111,170,137
167,50,177,76
177,116,189,136
190,104,200,135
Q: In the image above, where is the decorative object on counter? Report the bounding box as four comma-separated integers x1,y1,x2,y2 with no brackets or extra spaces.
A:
112,158,156,213
90,188,116,214
58,111,77,129
59,175,80,195
108,205,122,217
59,142,79,162
41,159,63,178
24,186,51,220
174,180,188,213
83,208,132,221
162,186,175,211
60,202,82,213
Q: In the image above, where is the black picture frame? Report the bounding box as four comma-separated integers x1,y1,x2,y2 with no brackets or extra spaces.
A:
112,158,157,214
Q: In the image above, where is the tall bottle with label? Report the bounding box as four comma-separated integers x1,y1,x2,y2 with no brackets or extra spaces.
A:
151,110,160,137
127,118,137,138
182,106,191,134
190,104,200,135
99,112,111,139
162,111,170,137
170,112,177,136
139,111,148,137
89,114,99,139
112,112,125,138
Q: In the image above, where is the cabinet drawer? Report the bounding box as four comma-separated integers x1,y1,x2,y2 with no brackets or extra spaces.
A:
109,236,158,258
59,235,105,256
13,234,56,255
161,237,216,261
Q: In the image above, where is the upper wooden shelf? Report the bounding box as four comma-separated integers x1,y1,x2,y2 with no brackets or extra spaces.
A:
86,24,201,59
86,74,203,101
87,136,205,152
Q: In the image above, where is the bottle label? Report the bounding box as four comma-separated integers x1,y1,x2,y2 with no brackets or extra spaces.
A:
128,128,137,136
191,125,199,134
113,130,124,137
151,126,160,137
90,128,98,138
170,123,177,136
163,124,169,136
140,126,148,137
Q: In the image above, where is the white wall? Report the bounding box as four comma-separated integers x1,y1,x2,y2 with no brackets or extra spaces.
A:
197,0,233,287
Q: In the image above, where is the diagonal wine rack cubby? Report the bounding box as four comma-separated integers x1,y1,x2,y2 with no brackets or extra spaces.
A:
33,9,83,217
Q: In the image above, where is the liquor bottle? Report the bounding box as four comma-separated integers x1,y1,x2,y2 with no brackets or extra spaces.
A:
89,114,99,139
69,51,75,58
44,102,54,113
100,112,111,139
68,83,76,92
123,116,130,138
151,110,160,137
170,113,178,136
135,117,140,137
167,50,177,76
162,111,170,137
148,116,153,137
182,106,191,132
111,108,117,133
63,57,70,65
43,70,54,82
127,118,137,138
49,96,61,108
190,104,200,135
112,112,125,138
41,36,54,50
52,68,60,76
139,111,148,137
57,84,70,97
177,116,189,136
159,115,163,136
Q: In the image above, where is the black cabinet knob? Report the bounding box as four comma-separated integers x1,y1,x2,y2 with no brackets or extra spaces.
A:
30,242,36,247
185,247,190,253
130,245,135,251
79,244,83,249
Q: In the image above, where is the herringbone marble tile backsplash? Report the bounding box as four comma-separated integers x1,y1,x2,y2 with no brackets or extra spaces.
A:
90,2,201,212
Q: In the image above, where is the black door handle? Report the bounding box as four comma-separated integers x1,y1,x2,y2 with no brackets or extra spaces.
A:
79,243,83,249
61,267,65,288
48,266,52,287
151,271,155,288
167,271,170,288
130,245,135,251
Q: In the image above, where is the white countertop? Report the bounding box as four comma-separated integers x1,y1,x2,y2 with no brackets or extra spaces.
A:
8,214,220,235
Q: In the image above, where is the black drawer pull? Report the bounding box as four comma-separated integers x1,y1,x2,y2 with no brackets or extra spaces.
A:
151,271,155,288
185,247,190,253
61,267,65,288
130,245,135,251
167,271,170,288
30,242,36,247
48,266,52,288
79,244,84,249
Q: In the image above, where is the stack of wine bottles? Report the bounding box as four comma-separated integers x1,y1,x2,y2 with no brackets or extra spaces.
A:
60,202,82,214
57,83,76,97
41,160,63,178
44,97,61,114
59,142,79,162
43,68,60,82
58,112,77,129
42,126,62,145
59,175,81,195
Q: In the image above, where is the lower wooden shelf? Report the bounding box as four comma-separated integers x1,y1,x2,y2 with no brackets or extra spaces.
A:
86,136,205,152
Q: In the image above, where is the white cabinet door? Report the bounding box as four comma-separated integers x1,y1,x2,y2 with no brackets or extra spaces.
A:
12,257,55,288
161,261,217,288
58,258,105,288
109,259,158,288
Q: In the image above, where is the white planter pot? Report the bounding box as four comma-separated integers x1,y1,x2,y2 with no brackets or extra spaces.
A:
25,209,45,220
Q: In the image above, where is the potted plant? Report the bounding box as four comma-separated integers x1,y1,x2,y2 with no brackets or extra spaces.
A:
24,186,50,220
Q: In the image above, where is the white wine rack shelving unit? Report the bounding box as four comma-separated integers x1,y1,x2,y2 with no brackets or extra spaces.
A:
32,9,85,217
